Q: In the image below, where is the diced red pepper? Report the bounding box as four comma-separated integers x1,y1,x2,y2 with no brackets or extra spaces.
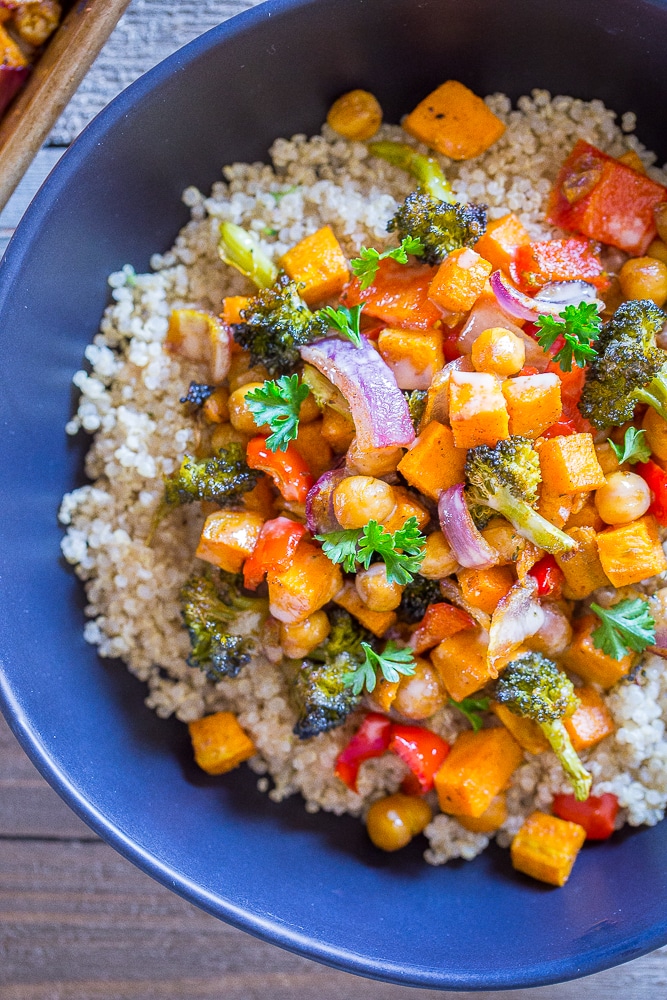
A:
637,460,667,526
246,437,314,504
512,237,609,294
242,516,308,590
442,325,464,363
545,360,592,433
528,554,565,598
541,418,578,439
552,792,619,840
334,713,393,792
389,723,450,794
409,602,475,655
342,258,442,329
517,365,540,377
547,139,667,256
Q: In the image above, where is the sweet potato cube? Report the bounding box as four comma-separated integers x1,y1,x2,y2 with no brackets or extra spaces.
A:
430,628,494,702
596,514,667,587
373,677,400,713
428,248,493,312
457,565,515,616
564,494,605,532
434,727,523,818
165,308,231,382
404,80,506,160
457,793,508,833
267,542,343,624
502,373,562,438
280,225,349,305
474,213,531,274
377,327,444,390
491,701,549,755
538,433,606,495
511,811,586,886
381,486,431,533
537,486,573,529
562,613,637,688
196,510,265,574
449,371,509,448
292,418,334,478
189,712,256,775
554,526,610,600
397,420,467,501
221,296,251,325
334,582,397,637
564,686,615,752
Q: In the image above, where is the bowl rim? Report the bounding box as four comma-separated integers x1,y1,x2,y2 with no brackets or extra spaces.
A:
3,0,667,989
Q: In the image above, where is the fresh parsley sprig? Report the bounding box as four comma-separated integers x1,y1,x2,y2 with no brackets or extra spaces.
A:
316,516,426,585
449,696,490,733
350,236,424,290
535,302,602,373
590,597,656,661
343,641,416,695
609,426,652,465
245,374,310,452
319,303,364,347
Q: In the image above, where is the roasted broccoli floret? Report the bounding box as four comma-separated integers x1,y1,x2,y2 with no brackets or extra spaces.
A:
180,381,215,407
290,608,368,738
232,272,328,376
369,140,456,204
464,436,576,554
403,389,427,432
494,652,592,801
398,574,442,623
180,570,266,680
579,299,667,429
387,191,487,266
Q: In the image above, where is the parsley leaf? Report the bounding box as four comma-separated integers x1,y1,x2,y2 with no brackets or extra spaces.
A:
449,696,490,732
270,184,299,202
590,598,656,661
317,516,426,585
343,641,416,695
535,301,602,373
245,374,310,452
609,426,652,465
350,236,425,290
319,303,364,347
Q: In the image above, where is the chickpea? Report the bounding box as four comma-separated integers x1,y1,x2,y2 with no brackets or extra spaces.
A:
321,406,355,454
355,563,404,612
393,657,446,720
210,421,250,451
419,531,459,579
327,89,383,141
471,327,525,376
366,793,432,852
227,350,269,391
202,386,230,424
480,519,523,564
618,256,667,307
655,203,667,245
458,794,508,834
280,611,331,659
647,239,667,268
595,471,651,525
643,407,667,461
333,476,396,529
298,391,322,425
228,382,268,434
346,438,403,476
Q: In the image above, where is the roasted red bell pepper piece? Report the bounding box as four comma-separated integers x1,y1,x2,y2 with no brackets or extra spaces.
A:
637,460,667,526
511,237,609,293
389,723,450,794
528,554,565,598
442,325,464,363
552,792,619,840
547,139,667,256
409,602,475,655
545,360,592,433
242,516,308,590
541,418,578,439
246,437,314,504
342,258,441,329
334,713,393,792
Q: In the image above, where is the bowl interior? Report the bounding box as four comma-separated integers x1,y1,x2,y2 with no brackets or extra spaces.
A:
2,0,667,989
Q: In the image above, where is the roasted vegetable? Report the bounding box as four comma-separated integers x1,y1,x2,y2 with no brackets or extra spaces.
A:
403,389,428,431
180,381,215,407
387,191,487,267
398,575,443,623
218,221,278,288
464,436,576,553
369,140,456,203
180,570,266,681
495,652,592,800
578,299,667,429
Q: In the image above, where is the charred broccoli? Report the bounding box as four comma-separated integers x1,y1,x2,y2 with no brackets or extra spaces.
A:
404,389,427,432
290,608,368,739
180,570,267,680
579,299,667,429
388,191,487,267
494,652,592,801
398,574,442,623
180,381,215,407
233,273,328,376
369,140,456,204
464,436,576,554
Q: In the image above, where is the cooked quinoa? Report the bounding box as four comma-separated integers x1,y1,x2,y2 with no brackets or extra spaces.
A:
59,89,667,865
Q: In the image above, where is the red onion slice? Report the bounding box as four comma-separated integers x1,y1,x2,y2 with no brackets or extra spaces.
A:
305,467,346,534
487,577,545,675
438,485,498,569
300,336,415,450
534,280,601,308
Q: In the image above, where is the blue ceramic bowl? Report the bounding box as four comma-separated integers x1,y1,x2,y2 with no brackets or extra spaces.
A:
2,0,667,989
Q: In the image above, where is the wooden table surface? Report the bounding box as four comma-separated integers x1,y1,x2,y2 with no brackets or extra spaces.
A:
2,2,667,996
